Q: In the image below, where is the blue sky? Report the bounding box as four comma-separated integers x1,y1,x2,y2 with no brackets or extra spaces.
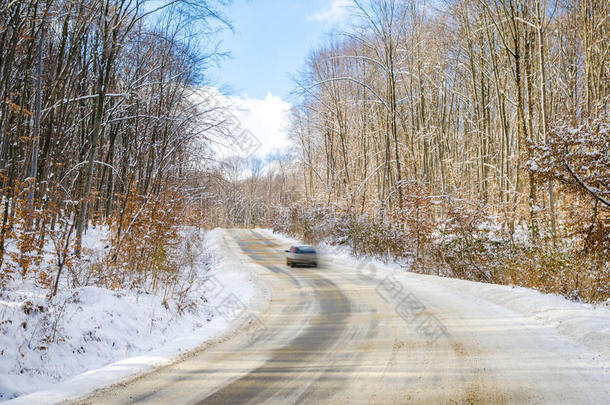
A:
210,0,348,100
207,0,350,159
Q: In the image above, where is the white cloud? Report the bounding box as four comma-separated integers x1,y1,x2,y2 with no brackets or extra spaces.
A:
308,0,351,23
189,87,292,162
228,92,292,159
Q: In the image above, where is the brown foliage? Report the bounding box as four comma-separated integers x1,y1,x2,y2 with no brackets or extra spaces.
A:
102,186,183,291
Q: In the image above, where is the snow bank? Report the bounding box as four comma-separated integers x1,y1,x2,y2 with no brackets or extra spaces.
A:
1,228,266,404
0,286,223,403
399,272,610,358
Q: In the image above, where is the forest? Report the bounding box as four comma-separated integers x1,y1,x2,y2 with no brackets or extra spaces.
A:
1,0,608,304
0,0,231,296
212,0,609,303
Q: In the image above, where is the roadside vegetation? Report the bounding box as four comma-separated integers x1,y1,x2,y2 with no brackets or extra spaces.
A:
0,0,230,294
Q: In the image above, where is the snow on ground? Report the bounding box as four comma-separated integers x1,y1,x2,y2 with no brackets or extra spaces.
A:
1,228,267,404
259,228,610,359
4,227,606,403
398,272,610,358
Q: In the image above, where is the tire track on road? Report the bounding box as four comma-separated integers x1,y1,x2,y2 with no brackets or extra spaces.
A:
196,234,352,404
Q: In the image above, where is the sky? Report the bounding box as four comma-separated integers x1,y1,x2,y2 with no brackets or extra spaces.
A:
208,0,350,159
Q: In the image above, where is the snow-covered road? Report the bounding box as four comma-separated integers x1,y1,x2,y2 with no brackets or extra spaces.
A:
69,229,610,404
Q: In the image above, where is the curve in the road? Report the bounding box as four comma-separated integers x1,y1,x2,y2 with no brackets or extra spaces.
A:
197,236,352,404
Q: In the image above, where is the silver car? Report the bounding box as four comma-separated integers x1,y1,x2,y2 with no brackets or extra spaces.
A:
285,245,318,267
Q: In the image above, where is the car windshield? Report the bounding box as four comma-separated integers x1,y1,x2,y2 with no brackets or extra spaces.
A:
296,246,316,254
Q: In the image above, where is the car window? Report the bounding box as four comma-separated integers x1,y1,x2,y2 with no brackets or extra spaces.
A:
296,246,316,254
